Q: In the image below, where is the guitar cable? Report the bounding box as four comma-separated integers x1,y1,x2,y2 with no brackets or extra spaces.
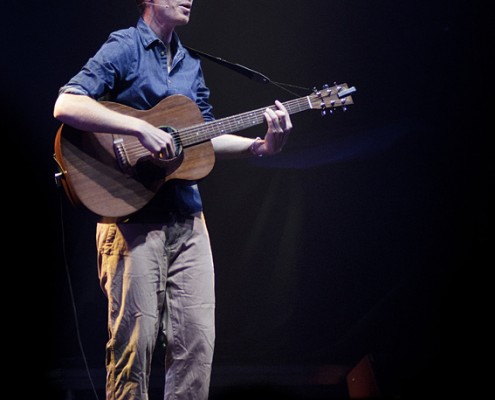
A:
56,184,101,400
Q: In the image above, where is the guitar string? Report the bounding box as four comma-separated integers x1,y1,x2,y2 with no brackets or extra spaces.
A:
120,96,310,159
120,99,306,160
173,89,343,145
121,91,339,160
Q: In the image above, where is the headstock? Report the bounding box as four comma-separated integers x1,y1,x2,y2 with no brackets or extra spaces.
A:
308,83,356,115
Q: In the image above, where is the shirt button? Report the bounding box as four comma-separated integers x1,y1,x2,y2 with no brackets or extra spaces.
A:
160,51,165,56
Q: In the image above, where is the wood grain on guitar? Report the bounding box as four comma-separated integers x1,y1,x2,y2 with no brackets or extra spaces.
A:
53,83,356,218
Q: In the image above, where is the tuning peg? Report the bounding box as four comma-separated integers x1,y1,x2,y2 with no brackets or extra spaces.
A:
320,101,326,116
323,84,333,95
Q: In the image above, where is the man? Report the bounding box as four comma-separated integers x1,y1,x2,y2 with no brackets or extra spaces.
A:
53,1,292,399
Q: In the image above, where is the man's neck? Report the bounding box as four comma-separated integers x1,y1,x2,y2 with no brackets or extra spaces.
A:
143,15,175,44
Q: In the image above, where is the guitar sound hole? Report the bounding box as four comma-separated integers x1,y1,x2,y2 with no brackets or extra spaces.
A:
133,125,185,187
159,125,183,157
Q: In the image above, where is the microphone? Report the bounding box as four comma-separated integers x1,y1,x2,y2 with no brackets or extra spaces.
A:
142,1,170,8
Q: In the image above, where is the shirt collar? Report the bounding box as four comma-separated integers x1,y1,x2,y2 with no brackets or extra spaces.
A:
136,17,183,53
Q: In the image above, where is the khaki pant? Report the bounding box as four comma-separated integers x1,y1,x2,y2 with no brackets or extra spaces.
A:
96,212,215,400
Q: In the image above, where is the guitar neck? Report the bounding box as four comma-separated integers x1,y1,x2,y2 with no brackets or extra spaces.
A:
178,82,356,147
178,96,311,147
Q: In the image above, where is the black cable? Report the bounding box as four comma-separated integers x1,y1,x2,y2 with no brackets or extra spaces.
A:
58,192,101,400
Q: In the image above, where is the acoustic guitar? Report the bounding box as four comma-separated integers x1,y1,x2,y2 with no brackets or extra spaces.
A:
54,83,356,218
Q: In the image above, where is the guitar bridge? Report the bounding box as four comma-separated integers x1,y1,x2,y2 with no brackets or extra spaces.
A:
113,138,133,177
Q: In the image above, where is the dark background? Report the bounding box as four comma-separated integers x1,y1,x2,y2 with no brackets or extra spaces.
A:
4,1,487,398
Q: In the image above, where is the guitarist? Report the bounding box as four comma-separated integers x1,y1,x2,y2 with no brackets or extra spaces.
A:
53,1,293,400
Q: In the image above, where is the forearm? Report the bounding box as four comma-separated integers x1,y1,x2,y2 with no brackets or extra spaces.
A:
53,93,177,156
212,134,264,159
53,93,146,137
212,100,292,159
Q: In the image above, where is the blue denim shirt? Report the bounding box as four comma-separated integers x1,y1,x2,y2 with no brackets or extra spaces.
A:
59,18,215,219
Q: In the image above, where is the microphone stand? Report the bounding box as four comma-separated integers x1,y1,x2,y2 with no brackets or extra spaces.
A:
185,46,308,97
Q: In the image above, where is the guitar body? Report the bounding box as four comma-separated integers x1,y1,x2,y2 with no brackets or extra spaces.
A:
54,83,356,218
54,95,215,218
